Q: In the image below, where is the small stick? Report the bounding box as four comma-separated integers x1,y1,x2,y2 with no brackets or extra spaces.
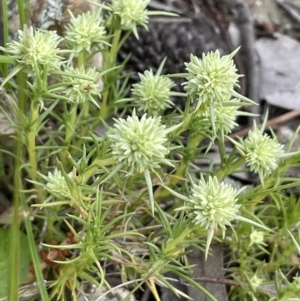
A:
229,109,300,139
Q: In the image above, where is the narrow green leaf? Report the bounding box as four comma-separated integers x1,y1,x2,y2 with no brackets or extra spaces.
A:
0,229,31,298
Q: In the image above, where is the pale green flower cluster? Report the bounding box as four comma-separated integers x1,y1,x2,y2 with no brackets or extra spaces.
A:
249,230,265,246
175,175,242,259
131,69,174,115
237,123,284,182
200,96,240,136
63,66,101,105
4,26,63,74
43,168,72,199
291,276,300,290
110,0,150,37
249,274,263,291
209,101,240,135
181,176,240,234
183,48,240,110
108,110,175,174
65,10,107,53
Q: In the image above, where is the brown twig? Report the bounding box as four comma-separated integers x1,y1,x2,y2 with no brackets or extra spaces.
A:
229,109,300,139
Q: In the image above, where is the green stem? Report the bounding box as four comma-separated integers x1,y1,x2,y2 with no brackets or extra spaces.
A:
67,104,77,142
9,135,22,301
21,199,50,301
1,0,8,78
98,29,121,121
76,157,116,185
110,29,121,65
61,104,77,166
75,103,90,154
164,226,191,254
173,134,204,183
117,30,132,51
214,157,245,180
78,51,89,144
99,89,109,120
27,101,40,182
17,0,26,29
77,51,85,67
9,71,27,301
78,102,89,139
154,134,204,201
173,103,206,137
68,157,115,205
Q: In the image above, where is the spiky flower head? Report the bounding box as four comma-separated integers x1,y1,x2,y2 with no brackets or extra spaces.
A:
249,274,263,291
176,175,241,259
183,48,241,110
108,110,176,174
236,122,284,183
110,0,150,38
249,230,265,246
292,276,300,290
43,168,72,199
180,175,240,232
65,10,108,54
4,26,63,75
131,69,174,115
200,96,240,136
210,101,240,135
62,66,101,106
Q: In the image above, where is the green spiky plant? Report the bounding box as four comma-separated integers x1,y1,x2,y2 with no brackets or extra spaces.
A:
1,1,300,301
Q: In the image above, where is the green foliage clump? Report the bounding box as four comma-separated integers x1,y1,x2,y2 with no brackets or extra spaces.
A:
0,1,300,300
